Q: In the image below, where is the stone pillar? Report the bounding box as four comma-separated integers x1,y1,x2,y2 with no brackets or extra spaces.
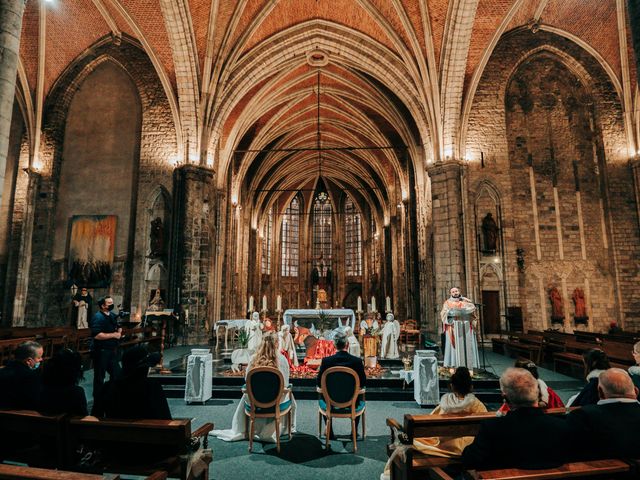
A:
631,157,640,241
173,164,215,343
628,0,640,82
0,0,26,207
427,161,467,305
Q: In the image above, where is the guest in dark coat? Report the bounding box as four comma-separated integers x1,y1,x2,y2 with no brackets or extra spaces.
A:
462,368,573,470
91,345,170,420
0,341,43,410
571,348,610,407
567,368,640,460
38,348,87,416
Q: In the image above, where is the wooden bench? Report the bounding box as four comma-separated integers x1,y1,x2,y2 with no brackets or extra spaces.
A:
385,409,571,480
0,463,169,479
386,409,634,480
0,410,66,468
492,332,543,364
65,417,214,480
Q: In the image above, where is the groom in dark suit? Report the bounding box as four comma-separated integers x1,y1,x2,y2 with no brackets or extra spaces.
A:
317,333,366,388
567,368,640,460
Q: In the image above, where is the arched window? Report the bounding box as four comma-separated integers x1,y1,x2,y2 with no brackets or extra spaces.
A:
370,215,378,273
345,197,362,277
261,207,273,275
312,194,332,276
281,197,299,277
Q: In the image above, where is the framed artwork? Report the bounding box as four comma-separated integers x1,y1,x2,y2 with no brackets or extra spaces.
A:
68,215,117,288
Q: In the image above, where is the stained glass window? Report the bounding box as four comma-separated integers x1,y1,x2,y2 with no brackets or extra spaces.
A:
281,197,299,277
261,207,273,275
345,197,362,277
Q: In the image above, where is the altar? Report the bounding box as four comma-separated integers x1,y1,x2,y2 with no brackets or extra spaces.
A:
283,309,356,330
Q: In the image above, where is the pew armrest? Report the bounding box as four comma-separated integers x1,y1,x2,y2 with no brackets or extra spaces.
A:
192,422,214,449
429,467,456,480
386,417,410,450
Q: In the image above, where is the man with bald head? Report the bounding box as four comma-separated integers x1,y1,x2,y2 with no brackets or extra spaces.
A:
462,368,572,470
568,368,640,459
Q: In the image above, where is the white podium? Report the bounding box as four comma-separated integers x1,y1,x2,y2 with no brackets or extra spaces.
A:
185,348,213,404
413,350,439,406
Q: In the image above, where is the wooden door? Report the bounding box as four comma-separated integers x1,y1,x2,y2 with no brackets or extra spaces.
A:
482,290,500,334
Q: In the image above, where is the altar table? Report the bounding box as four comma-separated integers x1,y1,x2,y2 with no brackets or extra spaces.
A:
282,309,356,330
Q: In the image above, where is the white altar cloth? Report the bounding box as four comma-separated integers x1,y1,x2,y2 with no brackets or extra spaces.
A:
282,309,356,330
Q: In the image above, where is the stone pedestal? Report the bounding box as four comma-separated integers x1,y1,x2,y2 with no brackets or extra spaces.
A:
173,164,215,344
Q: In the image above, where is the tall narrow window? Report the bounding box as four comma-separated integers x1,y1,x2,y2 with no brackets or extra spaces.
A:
312,194,332,276
370,215,378,273
345,197,362,276
281,197,299,277
261,207,273,275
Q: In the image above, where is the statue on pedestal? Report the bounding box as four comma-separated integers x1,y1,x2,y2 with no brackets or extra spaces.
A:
245,311,264,353
549,286,564,324
381,313,400,359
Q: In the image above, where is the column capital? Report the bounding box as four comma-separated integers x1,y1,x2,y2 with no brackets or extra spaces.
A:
175,163,215,181
426,159,465,177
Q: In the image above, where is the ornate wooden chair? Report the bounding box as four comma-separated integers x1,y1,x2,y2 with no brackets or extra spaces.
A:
401,319,420,345
317,366,366,452
243,366,293,453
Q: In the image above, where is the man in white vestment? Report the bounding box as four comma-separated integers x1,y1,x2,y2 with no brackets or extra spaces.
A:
440,287,479,369
279,324,298,366
344,326,361,357
380,313,400,359
246,311,264,353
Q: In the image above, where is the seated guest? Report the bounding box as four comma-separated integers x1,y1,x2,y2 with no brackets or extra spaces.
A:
317,332,366,388
38,348,87,416
569,348,610,407
567,368,640,460
498,360,563,413
462,368,572,470
212,332,296,443
0,341,43,410
629,341,640,392
92,345,170,420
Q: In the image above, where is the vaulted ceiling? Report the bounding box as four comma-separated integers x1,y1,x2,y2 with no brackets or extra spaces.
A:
17,0,639,215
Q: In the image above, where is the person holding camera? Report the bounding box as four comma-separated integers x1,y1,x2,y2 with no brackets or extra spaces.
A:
90,296,122,400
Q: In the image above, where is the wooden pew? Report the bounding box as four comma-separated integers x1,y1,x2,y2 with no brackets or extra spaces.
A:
0,410,66,468
491,332,543,364
0,337,35,365
65,417,213,480
386,409,634,480
0,463,169,479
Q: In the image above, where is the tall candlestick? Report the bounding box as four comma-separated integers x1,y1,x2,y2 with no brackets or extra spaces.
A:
371,296,376,312
357,296,362,312
248,295,254,312
277,294,282,311
386,296,391,312
262,295,267,311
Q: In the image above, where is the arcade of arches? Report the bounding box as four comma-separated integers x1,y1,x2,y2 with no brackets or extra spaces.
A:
1,0,640,341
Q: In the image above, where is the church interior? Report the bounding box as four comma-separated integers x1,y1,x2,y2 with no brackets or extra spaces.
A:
1,0,640,479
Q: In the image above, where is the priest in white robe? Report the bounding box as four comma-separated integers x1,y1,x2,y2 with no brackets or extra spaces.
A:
380,313,400,359
246,311,264,353
440,287,479,369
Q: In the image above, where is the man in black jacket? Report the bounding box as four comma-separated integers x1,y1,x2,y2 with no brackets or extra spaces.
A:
316,333,366,437
567,368,640,460
462,368,572,470
0,341,43,410
90,296,122,400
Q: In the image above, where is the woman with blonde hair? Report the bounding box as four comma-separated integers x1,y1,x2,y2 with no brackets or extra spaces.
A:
211,332,297,443
630,341,640,392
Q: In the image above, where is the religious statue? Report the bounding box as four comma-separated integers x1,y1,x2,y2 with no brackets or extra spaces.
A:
279,324,298,367
440,287,479,369
481,212,499,252
572,287,588,323
549,286,564,322
147,288,165,312
245,311,264,352
149,217,165,258
359,314,379,336
344,326,360,357
72,287,92,329
380,313,400,359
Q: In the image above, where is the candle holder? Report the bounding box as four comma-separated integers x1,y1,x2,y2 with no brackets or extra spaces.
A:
276,309,283,330
247,308,255,320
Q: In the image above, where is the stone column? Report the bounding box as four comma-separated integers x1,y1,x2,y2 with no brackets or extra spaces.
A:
173,164,215,343
628,0,640,82
0,0,26,207
427,160,467,305
631,157,640,238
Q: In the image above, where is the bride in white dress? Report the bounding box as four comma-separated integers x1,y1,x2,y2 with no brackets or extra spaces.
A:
211,332,297,443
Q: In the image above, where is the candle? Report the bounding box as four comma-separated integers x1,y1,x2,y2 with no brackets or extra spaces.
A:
277,295,282,311
371,296,376,312
386,296,391,312
262,295,267,311
357,296,362,312
248,295,254,312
